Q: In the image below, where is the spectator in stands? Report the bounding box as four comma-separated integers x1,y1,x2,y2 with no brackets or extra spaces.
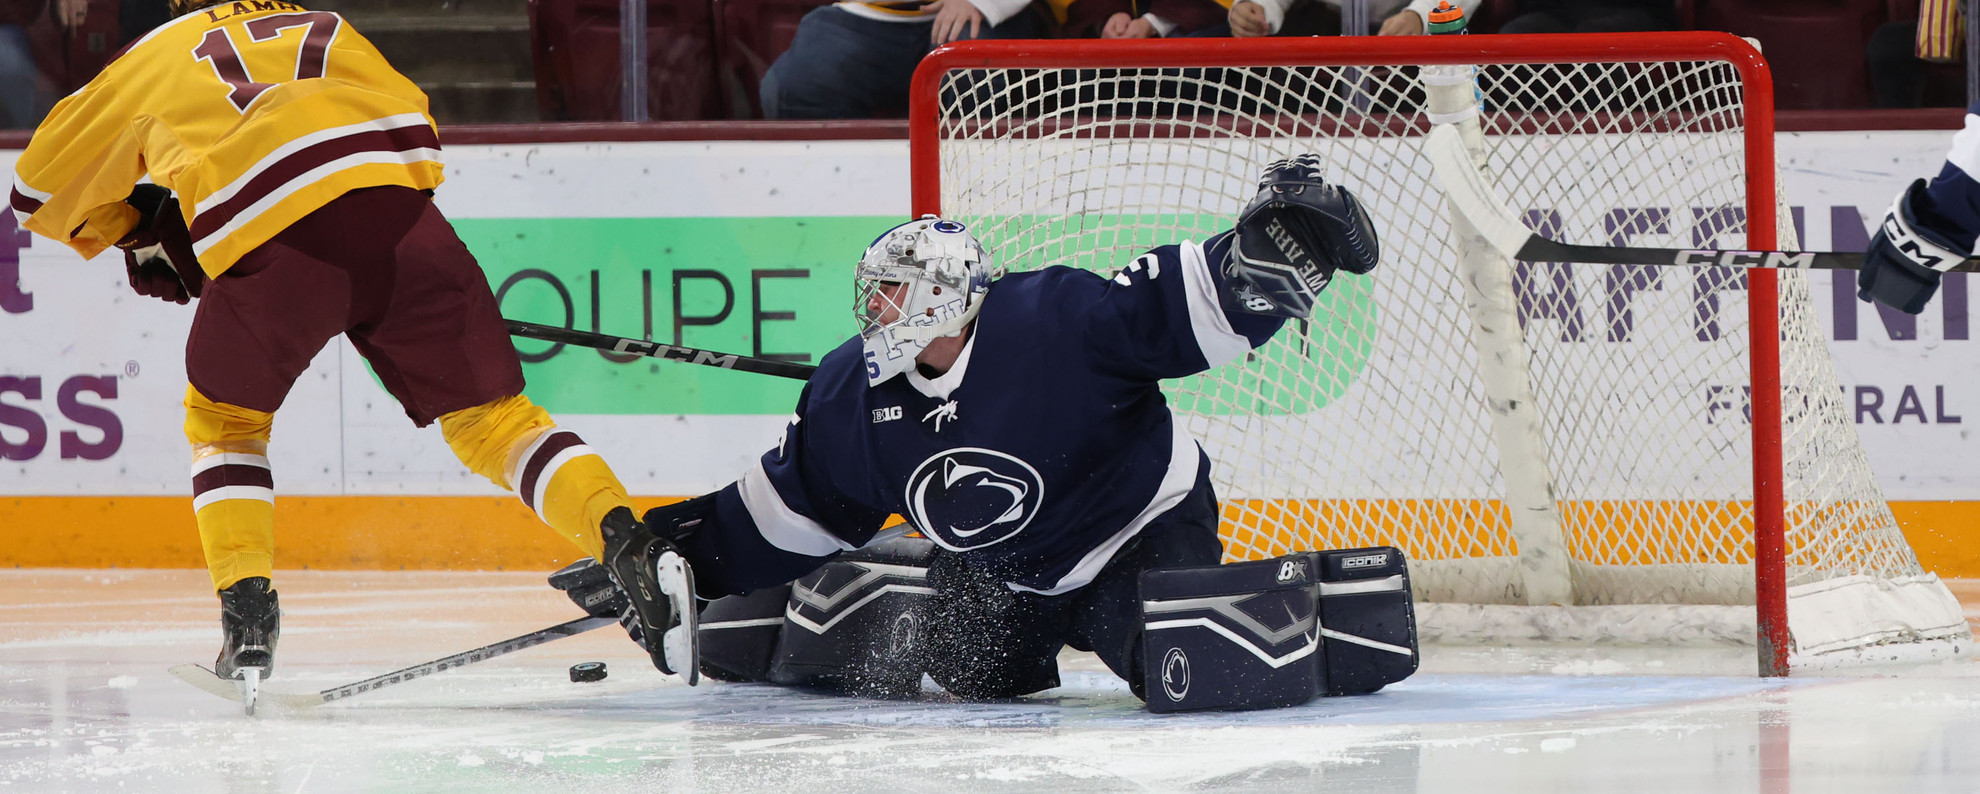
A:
1495,0,1676,34
1080,0,1226,37
0,0,41,128
1869,0,1959,108
1160,0,1477,39
759,0,1042,119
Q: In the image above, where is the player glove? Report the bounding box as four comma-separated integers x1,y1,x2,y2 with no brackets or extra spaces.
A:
1858,178,1971,315
1230,154,1380,318
115,184,206,305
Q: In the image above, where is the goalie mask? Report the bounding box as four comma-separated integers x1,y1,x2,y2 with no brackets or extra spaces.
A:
855,217,999,386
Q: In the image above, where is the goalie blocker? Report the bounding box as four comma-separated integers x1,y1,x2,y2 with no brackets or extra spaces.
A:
1140,547,1418,713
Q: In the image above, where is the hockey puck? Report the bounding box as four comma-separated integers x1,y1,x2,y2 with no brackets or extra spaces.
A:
569,661,608,683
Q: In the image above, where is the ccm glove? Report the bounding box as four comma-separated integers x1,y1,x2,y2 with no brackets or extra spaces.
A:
1858,178,1971,315
115,184,205,305
1231,154,1380,318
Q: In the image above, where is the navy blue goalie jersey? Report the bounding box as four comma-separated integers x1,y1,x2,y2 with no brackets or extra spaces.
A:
698,231,1285,596
1911,99,1980,251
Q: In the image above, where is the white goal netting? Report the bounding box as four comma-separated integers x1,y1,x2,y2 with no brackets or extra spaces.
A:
913,36,1969,669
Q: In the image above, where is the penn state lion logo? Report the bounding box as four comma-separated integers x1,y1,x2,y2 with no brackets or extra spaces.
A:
904,448,1045,551
1161,647,1190,702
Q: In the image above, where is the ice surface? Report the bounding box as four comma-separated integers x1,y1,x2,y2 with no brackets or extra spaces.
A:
4,569,1980,793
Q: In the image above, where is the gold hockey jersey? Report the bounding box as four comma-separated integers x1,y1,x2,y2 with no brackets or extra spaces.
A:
8,1,444,276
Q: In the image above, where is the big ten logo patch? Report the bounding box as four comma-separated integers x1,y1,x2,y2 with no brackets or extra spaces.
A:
872,405,902,424
0,375,123,460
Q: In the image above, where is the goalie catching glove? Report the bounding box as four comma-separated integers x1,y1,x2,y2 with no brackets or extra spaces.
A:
1229,155,1380,319
115,184,206,305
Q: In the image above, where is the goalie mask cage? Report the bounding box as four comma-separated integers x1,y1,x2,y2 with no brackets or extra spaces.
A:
907,33,1971,675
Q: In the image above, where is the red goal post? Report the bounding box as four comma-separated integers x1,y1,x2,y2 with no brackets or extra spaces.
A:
906,34,1965,676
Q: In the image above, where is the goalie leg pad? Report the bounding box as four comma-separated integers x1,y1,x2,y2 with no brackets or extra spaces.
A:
698,584,795,684
771,533,936,698
1315,547,1420,696
1139,553,1324,713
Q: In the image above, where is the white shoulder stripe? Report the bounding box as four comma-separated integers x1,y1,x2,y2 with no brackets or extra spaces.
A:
1176,240,1254,369
1013,420,1201,596
738,459,857,557
1947,110,1980,183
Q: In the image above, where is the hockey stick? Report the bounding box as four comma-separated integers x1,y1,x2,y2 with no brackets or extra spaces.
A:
505,319,817,381
1419,125,1980,273
168,614,616,711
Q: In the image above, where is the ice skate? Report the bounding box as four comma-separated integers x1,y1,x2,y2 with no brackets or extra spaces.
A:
215,577,281,715
598,507,699,684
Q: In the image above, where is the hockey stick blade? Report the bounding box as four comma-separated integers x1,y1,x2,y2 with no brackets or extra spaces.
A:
1419,124,1980,273
167,664,322,710
167,615,617,711
506,319,817,381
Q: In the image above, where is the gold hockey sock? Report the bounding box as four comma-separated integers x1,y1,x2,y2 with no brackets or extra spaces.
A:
184,385,276,592
440,394,632,560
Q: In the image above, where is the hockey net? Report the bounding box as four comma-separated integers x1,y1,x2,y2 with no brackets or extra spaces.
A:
908,34,1970,672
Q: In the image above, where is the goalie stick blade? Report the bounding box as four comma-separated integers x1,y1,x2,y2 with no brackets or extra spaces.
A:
1423,123,1980,273
1422,124,1536,260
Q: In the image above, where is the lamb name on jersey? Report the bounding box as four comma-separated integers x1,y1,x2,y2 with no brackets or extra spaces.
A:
700,232,1286,596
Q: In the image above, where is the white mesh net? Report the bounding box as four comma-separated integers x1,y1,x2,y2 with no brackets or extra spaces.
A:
917,39,1969,666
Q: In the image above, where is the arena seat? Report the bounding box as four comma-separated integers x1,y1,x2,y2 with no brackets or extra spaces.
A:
712,0,835,118
1885,0,1969,106
18,0,121,100
1698,0,1887,108
1469,0,1694,33
528,0,723,121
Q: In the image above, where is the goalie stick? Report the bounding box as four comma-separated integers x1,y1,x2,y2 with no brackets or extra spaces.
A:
506,319,817,381
169,614,616,712
1419,125,1980,273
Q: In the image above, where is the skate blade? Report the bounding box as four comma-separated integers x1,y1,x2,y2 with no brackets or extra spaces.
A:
656,551,699,686
166,664,324,711
240,667,261,716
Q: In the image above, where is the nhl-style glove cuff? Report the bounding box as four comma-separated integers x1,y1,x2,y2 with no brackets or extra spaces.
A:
1858,179,1970,315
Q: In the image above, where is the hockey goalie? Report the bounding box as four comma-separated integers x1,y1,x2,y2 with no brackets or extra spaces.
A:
558,156,1421,712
